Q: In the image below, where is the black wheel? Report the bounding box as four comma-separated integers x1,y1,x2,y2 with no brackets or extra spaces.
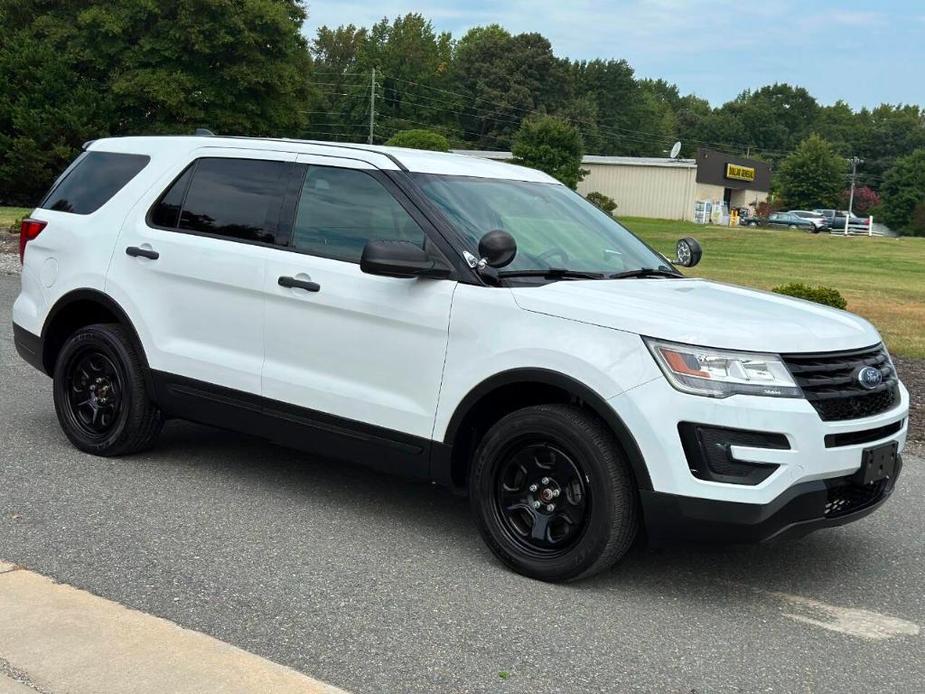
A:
788,224,798,229
469,404,639,582
53,324,163,456
748,221,758,227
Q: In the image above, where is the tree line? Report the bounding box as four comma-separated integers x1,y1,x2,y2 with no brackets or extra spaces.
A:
1,2,924,233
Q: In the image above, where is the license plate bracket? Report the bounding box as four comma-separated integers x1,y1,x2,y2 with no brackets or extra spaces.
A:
855,442,899,485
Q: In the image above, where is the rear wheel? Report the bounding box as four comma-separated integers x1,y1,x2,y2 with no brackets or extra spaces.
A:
53,324,163,456
469,404,639,582
788,224,798,229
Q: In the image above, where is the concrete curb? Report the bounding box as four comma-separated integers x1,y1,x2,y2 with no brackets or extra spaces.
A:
0,563,348,694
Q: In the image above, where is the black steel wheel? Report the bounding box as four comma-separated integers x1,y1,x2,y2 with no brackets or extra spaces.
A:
62,348,123,439
53,324,163,456
470,404,639,582
493,441,590,556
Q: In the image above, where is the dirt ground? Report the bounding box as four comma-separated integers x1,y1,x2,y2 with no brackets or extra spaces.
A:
894,356,925,444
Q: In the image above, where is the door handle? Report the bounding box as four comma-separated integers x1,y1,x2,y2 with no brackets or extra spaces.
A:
126,246,159,260
278,276,321,292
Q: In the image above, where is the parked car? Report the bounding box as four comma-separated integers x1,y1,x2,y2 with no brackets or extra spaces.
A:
789,210,831,229
814,209,870,233
13,136,909,582
743,212,825,232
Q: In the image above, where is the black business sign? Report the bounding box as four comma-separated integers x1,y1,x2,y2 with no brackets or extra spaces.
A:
696,148,771,191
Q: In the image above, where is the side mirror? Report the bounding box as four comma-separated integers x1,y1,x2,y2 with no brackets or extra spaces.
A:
673,237,702,268
361,240,452,279
478,230,517,269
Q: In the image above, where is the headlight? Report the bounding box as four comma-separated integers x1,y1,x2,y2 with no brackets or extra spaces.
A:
644,338,802,398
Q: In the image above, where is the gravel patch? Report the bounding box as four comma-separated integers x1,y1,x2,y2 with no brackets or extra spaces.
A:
1,233,20,275
0,254,20,275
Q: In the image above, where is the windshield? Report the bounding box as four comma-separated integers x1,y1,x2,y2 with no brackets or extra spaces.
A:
411,174,674,278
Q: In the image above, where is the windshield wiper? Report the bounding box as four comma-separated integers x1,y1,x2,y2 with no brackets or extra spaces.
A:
498,267,607,281
608,267,682,280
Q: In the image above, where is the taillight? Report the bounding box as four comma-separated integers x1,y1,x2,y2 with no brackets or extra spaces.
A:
19,218,47,264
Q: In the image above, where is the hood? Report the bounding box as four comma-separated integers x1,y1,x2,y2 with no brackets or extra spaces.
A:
511,278,881,354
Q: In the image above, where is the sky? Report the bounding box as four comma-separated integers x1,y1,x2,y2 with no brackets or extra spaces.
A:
302,0,925,110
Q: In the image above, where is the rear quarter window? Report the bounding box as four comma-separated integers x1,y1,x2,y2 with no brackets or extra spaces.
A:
40,151,150,215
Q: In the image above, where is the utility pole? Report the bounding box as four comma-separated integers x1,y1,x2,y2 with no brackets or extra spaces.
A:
845,156,863,236
368,67,376,145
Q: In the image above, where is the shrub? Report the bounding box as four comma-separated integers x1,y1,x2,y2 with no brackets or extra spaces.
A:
840,186,880,217
755,200,780,217
586,192,617,215
385,129,450,152
772,283,847,310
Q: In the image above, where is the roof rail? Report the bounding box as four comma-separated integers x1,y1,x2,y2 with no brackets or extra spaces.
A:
194,128,216,137
214,135,410,172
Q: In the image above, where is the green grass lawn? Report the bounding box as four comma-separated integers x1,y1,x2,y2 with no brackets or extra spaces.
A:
1,206,922,356
622,217,925,358
0,207,31,229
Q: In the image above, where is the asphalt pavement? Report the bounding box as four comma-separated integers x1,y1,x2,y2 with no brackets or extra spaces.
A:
1,271,922,693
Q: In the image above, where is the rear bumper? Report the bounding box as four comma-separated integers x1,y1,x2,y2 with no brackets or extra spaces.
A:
12,322,46,374
642,455,902,546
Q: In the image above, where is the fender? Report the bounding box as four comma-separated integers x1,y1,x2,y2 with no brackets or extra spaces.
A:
438,368,652,491
40,288,153,391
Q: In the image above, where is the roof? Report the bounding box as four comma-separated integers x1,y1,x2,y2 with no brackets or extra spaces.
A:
451,150,697,169
87,136,560,184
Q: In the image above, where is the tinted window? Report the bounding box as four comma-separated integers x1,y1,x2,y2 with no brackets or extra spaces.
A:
41,152,149,215
412,173,670,276
150,166,193,229
291,166,425,262
177,158,289,244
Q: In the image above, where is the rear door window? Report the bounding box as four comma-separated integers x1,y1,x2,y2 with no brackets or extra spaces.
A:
40,151,150,215
150,157,290,245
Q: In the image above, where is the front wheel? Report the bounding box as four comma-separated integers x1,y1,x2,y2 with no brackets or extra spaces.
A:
53,323,163,456
469,405,639,582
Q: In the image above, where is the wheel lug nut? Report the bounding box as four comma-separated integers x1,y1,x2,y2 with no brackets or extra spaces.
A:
552,489,560,497
532,501,541,509
541,477,550,484
529,484,538,492
546,504,555,512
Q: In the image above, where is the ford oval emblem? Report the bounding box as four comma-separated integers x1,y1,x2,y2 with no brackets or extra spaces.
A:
857,366,884,390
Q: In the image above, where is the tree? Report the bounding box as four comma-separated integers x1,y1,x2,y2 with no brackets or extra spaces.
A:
512,115,585,189
880,149,925,234
385,129,449,151
0,0,313,205
451,26,567,149
777,134,845,209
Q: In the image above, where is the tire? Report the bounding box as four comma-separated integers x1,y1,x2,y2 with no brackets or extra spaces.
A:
788,224,798,229
53,323,163,456
748,221,758,228
469,404,639,582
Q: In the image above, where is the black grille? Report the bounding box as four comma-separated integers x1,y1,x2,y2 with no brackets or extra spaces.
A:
825,480,887,518
782,344,900,421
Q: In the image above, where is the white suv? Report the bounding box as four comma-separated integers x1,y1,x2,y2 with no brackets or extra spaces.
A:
13,136,909,582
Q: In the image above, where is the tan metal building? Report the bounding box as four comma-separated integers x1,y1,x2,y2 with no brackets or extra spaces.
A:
454,148,771,222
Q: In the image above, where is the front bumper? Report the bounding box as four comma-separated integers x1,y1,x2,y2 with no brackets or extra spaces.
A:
641,455,901,545
609,374,909,542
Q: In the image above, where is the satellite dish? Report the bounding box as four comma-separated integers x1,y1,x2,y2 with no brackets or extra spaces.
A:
669,141,682,159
